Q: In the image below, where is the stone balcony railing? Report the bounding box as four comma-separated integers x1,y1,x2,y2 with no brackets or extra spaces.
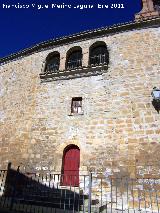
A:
40,64,108,82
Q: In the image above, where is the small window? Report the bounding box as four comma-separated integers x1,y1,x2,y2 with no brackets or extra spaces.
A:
71,97,82,114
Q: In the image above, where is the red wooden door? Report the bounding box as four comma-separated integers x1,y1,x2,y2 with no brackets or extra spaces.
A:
62,146,80,186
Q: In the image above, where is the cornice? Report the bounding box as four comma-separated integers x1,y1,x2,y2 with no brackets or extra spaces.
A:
0,17,160,65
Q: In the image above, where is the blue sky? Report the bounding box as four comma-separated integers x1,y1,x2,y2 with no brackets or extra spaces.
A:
0,0,142,58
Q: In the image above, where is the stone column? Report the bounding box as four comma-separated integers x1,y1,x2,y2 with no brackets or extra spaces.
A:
135,0,160,21
142,0,154,12
59,53,66,71
82,49,89,67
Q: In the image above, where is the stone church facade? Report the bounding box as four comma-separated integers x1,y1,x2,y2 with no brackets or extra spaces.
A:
0,0,160,179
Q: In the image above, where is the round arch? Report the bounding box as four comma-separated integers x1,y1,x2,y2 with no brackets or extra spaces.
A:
65,46,82,70
89,41,109,66
44,51,60,73
61,144,80,186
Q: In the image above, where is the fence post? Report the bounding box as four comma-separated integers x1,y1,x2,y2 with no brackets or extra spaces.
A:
88,172,92,213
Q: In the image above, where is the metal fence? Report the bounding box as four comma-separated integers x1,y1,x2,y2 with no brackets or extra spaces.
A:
0,168,160,213
45,64,59,74
90,54,108,66
91,174,160,213
0,168,90,213
67,59,82,70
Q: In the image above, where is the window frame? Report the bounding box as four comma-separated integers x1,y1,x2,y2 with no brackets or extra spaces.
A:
71,97,83,114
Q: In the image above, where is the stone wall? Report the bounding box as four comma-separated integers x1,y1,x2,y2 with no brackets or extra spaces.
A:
0,26,160,178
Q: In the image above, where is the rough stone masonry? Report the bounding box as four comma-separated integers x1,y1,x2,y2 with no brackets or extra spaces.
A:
0,0,160,179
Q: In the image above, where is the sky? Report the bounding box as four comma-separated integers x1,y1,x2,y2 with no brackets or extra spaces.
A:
0,0,142,58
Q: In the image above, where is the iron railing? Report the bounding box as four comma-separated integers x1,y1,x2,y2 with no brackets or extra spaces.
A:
91,174,160,213
0,168,160,213
45,64,59,74
67,59,82,70
90,54,108,66
0,169,89,213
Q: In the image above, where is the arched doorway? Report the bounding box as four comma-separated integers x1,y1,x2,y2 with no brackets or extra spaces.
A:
61,145,80,186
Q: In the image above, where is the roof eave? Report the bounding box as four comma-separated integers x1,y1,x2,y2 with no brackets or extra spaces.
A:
0,17,160,65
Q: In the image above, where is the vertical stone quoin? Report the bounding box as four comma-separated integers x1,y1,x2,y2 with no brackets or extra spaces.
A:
135,0,160,21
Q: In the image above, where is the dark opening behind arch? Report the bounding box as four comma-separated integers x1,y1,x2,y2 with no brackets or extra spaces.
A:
45,51,60,74
66,47,82,70
153,0,160,10
89,41,109,66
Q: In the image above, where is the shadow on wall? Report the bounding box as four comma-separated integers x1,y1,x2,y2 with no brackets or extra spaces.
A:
136,142,160,177
0,163,85,213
